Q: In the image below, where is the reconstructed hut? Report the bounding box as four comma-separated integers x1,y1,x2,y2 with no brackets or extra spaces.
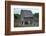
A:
21,10,33,25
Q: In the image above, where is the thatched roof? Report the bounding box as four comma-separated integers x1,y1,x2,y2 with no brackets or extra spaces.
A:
21,10,33,17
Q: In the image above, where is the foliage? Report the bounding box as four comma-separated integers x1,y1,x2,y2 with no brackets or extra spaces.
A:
33,13,39,18
14,14,21,19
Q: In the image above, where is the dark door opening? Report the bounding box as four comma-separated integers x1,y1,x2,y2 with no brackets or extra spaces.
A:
25,21,28,25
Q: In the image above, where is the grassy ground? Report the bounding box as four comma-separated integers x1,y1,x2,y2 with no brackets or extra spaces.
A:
14,23,39,27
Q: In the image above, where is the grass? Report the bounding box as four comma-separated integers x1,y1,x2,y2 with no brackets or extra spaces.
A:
14,23,39,27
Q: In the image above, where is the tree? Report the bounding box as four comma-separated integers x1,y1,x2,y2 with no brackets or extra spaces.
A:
14,14,21,19
33,13,39,18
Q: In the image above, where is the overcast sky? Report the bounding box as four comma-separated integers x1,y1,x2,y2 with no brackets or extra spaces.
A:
14,8,39,14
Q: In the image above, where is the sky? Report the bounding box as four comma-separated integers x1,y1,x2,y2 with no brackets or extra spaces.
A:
14,8,39,14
